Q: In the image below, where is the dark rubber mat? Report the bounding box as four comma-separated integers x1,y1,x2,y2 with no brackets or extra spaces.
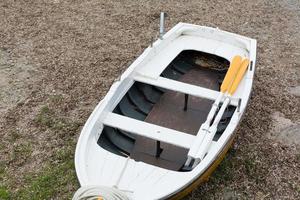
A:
127,85,153,115
161,66,182,80
97,132,127,157
118,95,146,121
104,127,134,154
136,83,162,104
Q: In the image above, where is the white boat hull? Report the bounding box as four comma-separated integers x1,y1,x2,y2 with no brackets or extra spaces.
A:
75,23,256,199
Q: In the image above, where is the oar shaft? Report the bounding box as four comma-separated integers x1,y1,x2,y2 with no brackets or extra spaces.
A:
195,97,230,160
206,93,224,124
187,87,225,161
186,123,209,163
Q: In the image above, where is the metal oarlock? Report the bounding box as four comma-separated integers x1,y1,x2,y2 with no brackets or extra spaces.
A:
159,12,165,39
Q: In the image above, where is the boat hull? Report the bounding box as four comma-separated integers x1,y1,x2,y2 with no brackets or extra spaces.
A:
74,22,257,200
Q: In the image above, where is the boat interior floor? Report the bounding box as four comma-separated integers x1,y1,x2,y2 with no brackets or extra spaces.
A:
131,68,222,171
98,51,236,171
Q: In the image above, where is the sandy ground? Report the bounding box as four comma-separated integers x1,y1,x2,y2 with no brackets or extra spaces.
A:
0,0,299,199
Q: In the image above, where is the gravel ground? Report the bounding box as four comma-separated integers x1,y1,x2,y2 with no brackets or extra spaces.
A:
0,0,299,199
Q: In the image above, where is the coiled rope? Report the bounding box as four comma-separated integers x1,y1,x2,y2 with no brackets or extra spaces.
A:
72,185,130,200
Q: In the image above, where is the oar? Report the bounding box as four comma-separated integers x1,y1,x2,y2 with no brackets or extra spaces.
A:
185,55,242,166
206,55,243,128
192,58,250,166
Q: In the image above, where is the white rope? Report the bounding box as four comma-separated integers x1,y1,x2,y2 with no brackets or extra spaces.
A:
72,185,130,200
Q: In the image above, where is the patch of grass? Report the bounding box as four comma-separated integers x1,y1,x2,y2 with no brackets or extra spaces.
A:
15,144,79,200
0,186,10,200
18,106,82,199
210,149,235,183
10,143,32,166
16,163,77,199
0,161,6,174
0,161,6,183
53,146,74,163
0,144,4,151
35,105,53,128
35,105,80,137
244,157,256,177
0,165,5,176
49,94,64,104
52,118,81,134
243,155,267,185
296,153,300,162
8,130,20,143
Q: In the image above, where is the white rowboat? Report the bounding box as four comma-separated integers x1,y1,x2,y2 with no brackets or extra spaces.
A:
74,22,256,200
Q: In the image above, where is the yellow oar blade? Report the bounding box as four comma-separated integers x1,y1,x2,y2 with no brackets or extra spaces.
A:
228,58,250,95
220,55,242,93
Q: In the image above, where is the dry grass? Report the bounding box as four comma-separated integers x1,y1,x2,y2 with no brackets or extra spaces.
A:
0,0,299,199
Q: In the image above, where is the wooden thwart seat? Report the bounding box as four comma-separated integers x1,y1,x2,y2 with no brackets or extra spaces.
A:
103,112,195,149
